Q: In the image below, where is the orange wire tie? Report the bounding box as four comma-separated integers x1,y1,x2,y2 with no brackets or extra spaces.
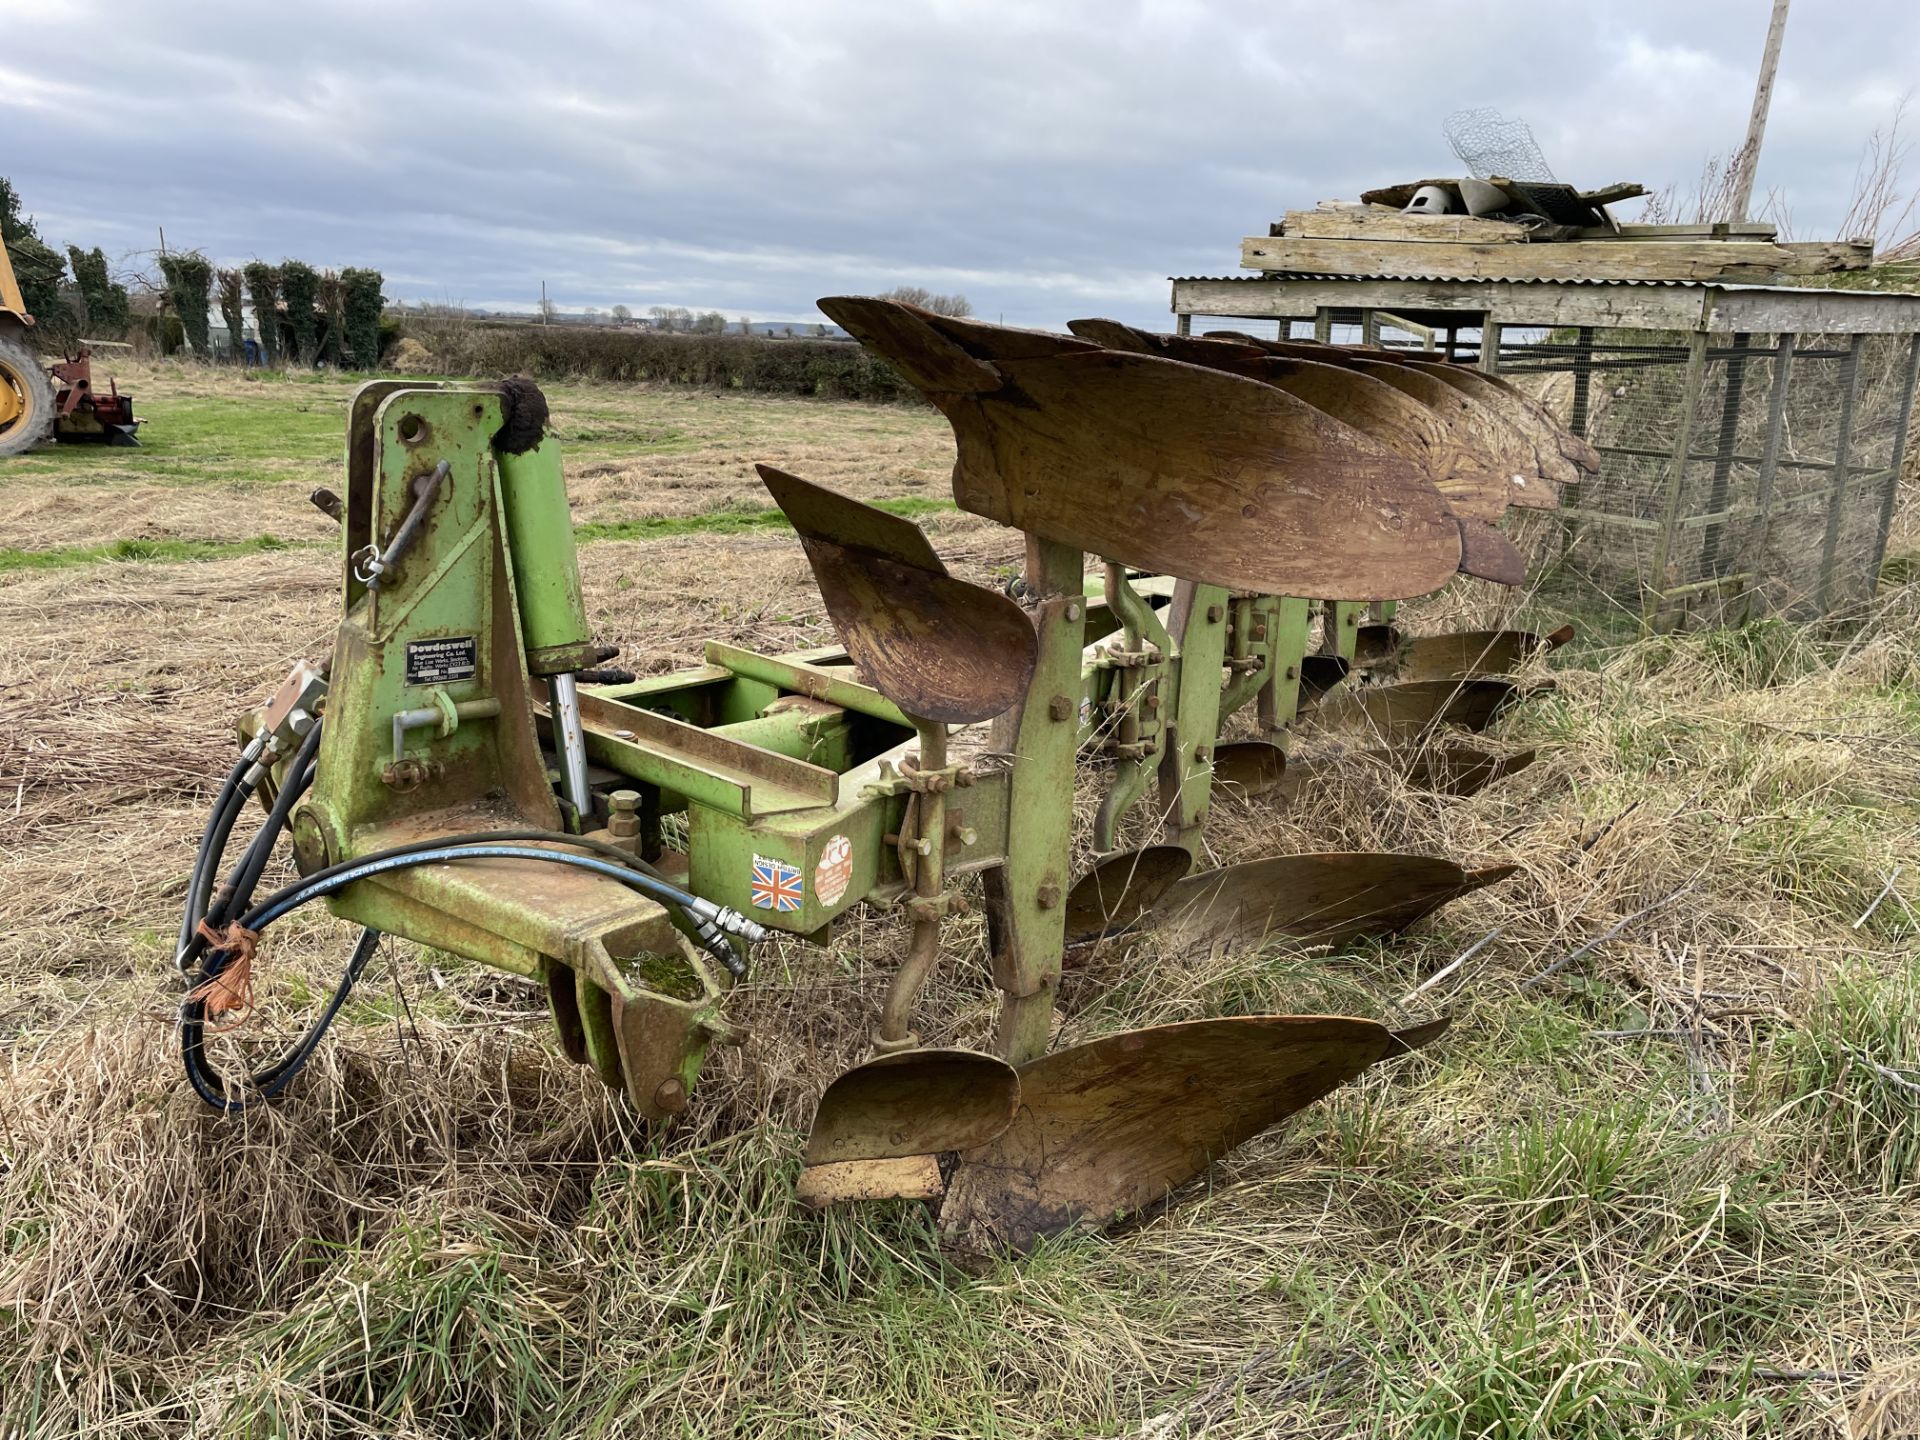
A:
188,920,261,1034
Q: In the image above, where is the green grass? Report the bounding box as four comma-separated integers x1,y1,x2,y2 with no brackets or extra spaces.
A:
575,495,956,545
0,533,301,573
0,498,959,573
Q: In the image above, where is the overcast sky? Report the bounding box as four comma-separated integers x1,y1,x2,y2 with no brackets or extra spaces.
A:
2,1,1916,330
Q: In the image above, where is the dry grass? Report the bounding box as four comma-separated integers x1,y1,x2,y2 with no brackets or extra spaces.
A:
3,365,1920,1436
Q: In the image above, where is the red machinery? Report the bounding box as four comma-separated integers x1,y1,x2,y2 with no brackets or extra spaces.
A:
48,347,140,445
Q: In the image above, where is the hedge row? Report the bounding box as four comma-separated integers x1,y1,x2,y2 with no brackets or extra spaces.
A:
395,319,915,403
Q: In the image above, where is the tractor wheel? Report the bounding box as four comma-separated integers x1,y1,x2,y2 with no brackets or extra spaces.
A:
0,334,57,457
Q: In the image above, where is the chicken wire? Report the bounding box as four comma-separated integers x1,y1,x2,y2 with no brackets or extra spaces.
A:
1503,330,1920,626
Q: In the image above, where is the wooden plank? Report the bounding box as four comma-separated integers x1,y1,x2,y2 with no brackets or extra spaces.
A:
1775,241,1875,273
1174,276,1710,330
1576,182,1650,207
1573,222,1778,241
1240,235,1865,283
1277,208,1530,244
1708,286,1920,335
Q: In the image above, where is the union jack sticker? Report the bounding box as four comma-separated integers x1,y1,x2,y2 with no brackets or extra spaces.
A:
749,854,804,912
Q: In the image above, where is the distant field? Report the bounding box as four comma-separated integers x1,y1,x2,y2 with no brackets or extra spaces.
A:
3,360,1919,1438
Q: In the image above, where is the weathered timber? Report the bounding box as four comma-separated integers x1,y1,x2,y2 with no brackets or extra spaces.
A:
1240,236,1870,282
1276,209,1533,244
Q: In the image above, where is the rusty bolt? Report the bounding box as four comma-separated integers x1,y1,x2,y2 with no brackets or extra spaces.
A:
1195,747,1212,765
950,893,971,917
1284,664,1298,680
955,768,975,787
1064,601,1083,622
1036,882,1061,909
1206,603,1224,623
1146,693,1162,710
1048,694,1074,722
652,1078,689,1114
949,823,978,847
607,789,642,840
1253,623,1268,641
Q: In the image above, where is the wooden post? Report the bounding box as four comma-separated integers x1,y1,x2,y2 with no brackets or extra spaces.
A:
1561,327,1598,563
1643,329,1711,634
1729,0,1792,223
1815,333,1869,613
1568,327,1596,436
1478,321,1503,373
1700,332,1752,575
1865,333,1920,592
1360,309,1379,346
1313,307,1333,343
1740,333,1798,621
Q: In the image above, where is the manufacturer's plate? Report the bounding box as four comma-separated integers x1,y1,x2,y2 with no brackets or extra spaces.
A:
405,636,478,686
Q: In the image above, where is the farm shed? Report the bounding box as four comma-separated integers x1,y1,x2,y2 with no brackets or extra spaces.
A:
1170,270,1920,631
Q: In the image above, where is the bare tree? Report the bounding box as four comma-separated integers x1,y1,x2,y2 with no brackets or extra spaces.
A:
612,303,632,322
879,284,973,318
738,315,752,335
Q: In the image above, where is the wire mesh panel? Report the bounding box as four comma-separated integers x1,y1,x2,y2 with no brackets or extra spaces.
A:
1506,329,1920,627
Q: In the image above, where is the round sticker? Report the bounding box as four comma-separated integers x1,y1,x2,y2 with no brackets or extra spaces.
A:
814,833,854,907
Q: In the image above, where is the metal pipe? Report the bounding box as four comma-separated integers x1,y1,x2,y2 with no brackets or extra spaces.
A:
357,459,450,590
548,672,593,820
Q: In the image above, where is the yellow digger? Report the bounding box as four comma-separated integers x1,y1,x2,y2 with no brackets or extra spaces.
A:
0,241,140,455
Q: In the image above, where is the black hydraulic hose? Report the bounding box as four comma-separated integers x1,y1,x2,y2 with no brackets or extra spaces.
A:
178,723,323,975
175,747,260,963
265,826,680,901
210,722,324,928
182,840,764,1113
242,845,728,937
182,925,382,1113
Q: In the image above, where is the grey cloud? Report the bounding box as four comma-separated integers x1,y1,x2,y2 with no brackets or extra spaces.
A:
2,0,1916,330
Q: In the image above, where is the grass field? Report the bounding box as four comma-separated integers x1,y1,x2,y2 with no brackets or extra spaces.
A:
3,360,1920,1438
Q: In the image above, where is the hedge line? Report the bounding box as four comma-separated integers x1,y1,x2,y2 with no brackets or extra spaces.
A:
395,319,916,403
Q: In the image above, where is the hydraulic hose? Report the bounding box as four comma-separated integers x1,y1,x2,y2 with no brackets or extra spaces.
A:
182,837,765,1113
182,925,382,1112
174,739,266,967
183,722,324,973
238,844,766,964
179,710,765,1111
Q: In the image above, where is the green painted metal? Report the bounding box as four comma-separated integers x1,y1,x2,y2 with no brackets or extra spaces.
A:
1255,597,1313,742
710,703,855,773
496,436,596,675
1157,582,1230,851
984,539,1085,1064
1089,564,1172,850
703,641,912,728
302,387,558,858
573,690,840,818
281,374,1540,1145
1324,600,1364,661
